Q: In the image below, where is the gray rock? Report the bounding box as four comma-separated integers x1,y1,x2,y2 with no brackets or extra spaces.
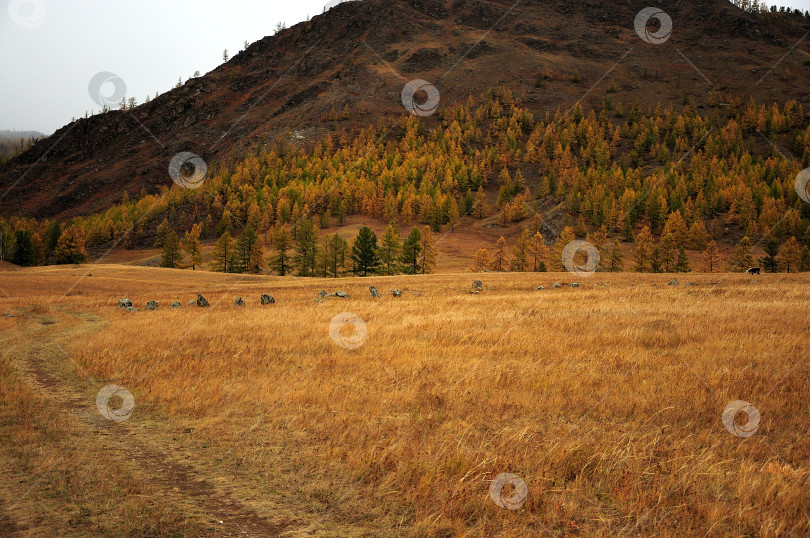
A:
145,301,158,310
318,290,328,298
536,286,545,290
170,302,181,308
369,286,380,298
669,279,679,286
261,294,275,305
570,283,579,288
391,289,402,297
118,298,132,308
472,280,483,292
334,291,349,298
552,282,561,288
196,294,210,307
234,297,245,307
188,300,197,305
125,307,139,313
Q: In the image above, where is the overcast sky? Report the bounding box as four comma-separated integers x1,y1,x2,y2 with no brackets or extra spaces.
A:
2,0,810,135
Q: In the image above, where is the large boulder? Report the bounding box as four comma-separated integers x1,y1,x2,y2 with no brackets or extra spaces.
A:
261,294,275,305
196,294,210,307
118,298,132,308
369,286,380,298
145,301,158,310
234,297,245,307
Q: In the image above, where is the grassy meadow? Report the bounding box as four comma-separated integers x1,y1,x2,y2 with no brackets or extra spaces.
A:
0,264,808,536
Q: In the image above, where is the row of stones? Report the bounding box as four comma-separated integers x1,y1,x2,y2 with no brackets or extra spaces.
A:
117,294,275,311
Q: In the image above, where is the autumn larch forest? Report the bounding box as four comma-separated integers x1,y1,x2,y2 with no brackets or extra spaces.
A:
3,90,810,275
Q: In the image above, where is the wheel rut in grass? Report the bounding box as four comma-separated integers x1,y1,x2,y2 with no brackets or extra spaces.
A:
8,308,292,537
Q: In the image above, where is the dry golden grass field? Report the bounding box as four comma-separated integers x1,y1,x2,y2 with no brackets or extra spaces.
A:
0,265,808,536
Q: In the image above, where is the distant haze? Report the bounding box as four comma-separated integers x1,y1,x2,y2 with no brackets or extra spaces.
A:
0,0,336,134
1,0,809,135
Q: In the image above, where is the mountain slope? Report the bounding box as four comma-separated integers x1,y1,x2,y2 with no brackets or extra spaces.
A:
1,0,808,220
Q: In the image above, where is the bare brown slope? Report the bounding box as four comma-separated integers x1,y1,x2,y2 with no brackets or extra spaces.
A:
1,0,808,220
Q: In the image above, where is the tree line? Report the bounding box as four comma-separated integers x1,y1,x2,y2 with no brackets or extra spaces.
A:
2,88,810,273
156,218,438,277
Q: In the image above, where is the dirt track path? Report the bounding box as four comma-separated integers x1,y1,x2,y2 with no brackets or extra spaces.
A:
4,307,292,537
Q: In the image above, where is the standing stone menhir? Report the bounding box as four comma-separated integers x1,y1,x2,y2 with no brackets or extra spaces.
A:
369,286,380,298
196,294,210,307
261,294,275,305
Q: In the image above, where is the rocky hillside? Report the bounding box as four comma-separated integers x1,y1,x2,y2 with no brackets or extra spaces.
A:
1,0,808,219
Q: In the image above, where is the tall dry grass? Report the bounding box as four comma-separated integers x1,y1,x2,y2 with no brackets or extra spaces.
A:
0,265,808,535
